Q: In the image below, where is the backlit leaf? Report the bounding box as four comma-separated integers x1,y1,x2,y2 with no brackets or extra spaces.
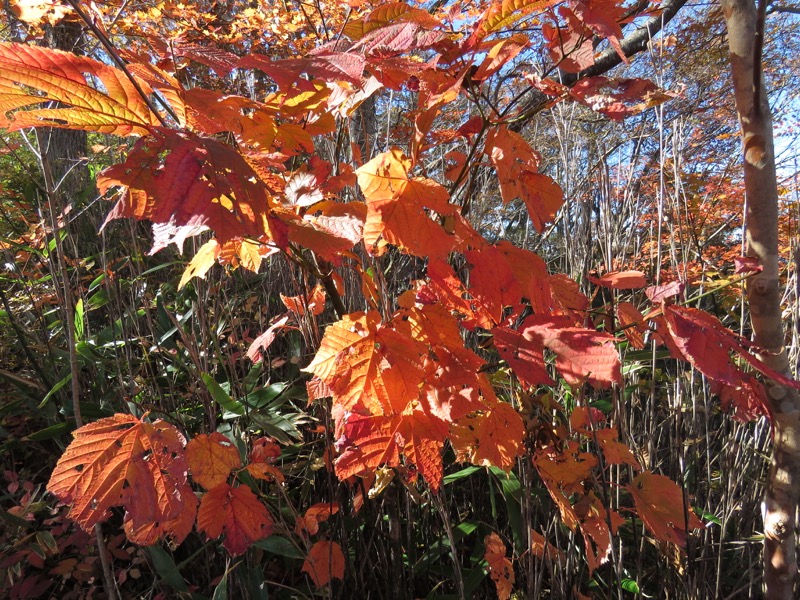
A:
47,414,195,545
302,540,345,587
483,532,514,600
0,42,156,136
197,483,274,556
627,472,703,547
186,432,242,490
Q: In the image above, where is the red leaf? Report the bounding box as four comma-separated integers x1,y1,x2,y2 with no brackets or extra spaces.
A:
302,540,345,587
47,414,196,545
734,256,763,275
335,408,449,490
570,77,669,121
196,483,273,555
493,325,552,388
247,314,292,363
645,281,684,303
510,315,622,389
627,472,703,547
98,131,287,248
589,270,647,290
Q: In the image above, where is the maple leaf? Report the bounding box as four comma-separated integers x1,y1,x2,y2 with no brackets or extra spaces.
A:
97,131,288,247
485,127,563,232
483,532,514,600
451,401,524,471
302,540,345,587
196,483,274,556
281,284,327,316
627,472,703,547
334,407,449,489
303,311,427,414
0,42,157,136
588,270,648,290
186,432,242,490
358,149,458,258
47,414,196,545
296,502,340,536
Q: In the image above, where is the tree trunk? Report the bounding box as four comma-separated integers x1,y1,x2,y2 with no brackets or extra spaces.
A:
720,0,800,597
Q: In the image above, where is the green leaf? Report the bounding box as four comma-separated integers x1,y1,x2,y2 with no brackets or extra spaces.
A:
146,546,189,592
74,298,84,341
252,535,304,559
202,373,244,416
443,466,481,485
38,373,71,408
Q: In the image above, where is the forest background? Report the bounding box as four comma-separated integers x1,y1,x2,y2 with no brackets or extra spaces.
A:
1,0,800,599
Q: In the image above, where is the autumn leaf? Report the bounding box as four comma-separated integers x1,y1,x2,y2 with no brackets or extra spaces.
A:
302,540,345,587
281,284,327,316
196,483,274,556
627,472,703,547
0,42,157,136
303,311,427,414
483,532,514,600
296,502,340,536
451,401,524,471
485,126,563,232
358,149,458,257
186,432,242,490
589,270,647,290
179,238,221,289
334,407,449,489
617,302,646,350
97,131,288,247
47,414,196,545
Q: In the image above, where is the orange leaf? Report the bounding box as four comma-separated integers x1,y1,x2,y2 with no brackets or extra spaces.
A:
302,540,345,587
197,483,273,555
281,284,327,316
485,126,563,232
335,408,449,490
186,432,242,490
627,472,703,546
296,502,340,536
303,311,426,414
589,270,647,290
451,402,524,471
47,414,196,545
484,532,514,600
0,42,157,136
617,302,646,350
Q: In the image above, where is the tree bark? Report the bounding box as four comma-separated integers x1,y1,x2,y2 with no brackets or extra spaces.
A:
720,0,800,597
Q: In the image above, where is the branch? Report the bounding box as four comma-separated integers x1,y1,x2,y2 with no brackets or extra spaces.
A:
509,0,690,130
